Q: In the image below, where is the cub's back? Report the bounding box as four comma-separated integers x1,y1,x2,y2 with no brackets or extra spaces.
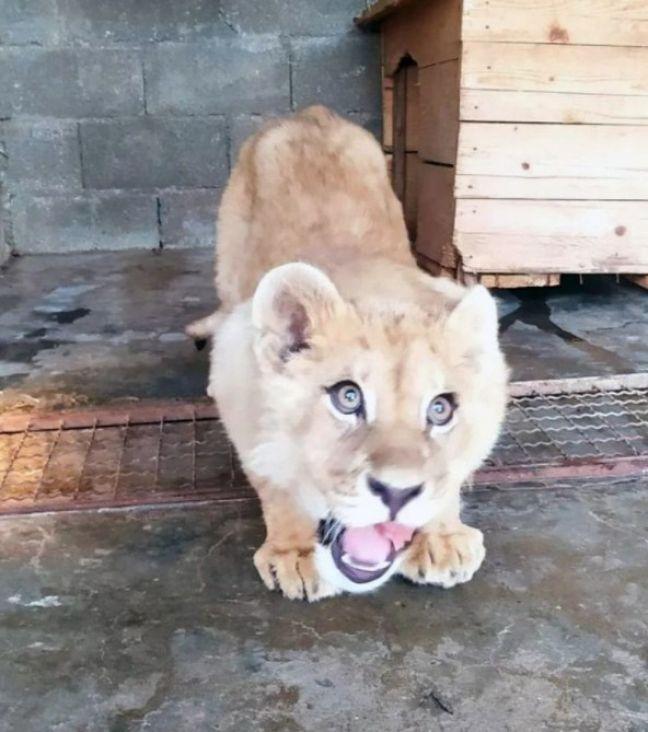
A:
215,106,413,309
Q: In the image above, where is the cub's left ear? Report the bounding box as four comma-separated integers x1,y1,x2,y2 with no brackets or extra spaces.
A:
445,284,499,356
252,262,345,367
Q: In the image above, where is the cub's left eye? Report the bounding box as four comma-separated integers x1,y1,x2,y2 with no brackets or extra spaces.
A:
327,380,365,417
426,393,457,428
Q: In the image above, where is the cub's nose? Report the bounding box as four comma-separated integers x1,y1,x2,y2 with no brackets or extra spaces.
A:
368,477,422,520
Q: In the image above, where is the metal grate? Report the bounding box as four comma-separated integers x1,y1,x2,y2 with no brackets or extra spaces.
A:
0,402,252,515
476,384,648,485
0,384,647,516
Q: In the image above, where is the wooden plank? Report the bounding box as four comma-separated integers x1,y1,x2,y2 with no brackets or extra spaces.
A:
392,64,407,202
382,76,394,151
461,42,648,97
454,200,648,274
455,123,648,200
460,89,648,126
419,60,459,164
416,163,457,268
477,273,561,288
462,0,648,48
405,64,420,152
385,152,393,179
382,0,461,74
403,152,420,238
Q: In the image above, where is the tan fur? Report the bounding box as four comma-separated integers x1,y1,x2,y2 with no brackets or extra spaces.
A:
199,107,509,600
215,105,412,309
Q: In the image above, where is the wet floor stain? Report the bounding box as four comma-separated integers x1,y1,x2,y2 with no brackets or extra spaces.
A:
0,338,64,363
0,337,66,389
40,307,91,325
24,327,49,339
2,251,645,412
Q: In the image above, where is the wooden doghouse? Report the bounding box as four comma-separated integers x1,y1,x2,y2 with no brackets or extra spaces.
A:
357,0,648,288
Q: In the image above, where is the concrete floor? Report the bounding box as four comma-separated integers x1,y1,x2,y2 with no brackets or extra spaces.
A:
1,481,647,731
1,249,647,411
0,249,216,412
1,250,647,730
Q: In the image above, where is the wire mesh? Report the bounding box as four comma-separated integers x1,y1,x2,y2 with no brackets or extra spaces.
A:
487,387,648,465
0,386,646,515
0,403,252,514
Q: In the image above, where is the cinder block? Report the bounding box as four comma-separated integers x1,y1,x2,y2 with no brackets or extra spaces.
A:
3,121,82,191
0,232,8,264
160,189,221,249
12,192,158,253
220,0,364,35
1,139,14,262
0,0,61,45
0,185,9,265
58,0,230,43
0,47,143,118
145,38,290,115
80,117,228,190
291,34,381,115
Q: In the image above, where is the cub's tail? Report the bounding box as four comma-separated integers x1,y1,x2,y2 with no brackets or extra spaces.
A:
185,310,225,350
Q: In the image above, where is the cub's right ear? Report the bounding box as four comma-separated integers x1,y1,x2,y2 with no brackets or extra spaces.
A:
252,262,344,368
444,284,503,375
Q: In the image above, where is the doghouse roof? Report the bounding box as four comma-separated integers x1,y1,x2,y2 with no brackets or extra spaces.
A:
355,0,419,27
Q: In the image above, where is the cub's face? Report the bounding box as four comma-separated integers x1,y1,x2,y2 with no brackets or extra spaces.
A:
249,263,508,592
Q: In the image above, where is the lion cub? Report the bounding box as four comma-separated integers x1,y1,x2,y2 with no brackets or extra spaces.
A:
189,106,508,600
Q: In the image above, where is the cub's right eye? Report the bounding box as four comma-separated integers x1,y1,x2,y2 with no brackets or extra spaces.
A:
326,380,365,418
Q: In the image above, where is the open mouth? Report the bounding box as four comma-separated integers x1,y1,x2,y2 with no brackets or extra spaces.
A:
321,519,417,584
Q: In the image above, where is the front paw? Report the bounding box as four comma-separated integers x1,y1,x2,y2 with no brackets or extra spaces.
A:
399,524,485,589
253,542,339,602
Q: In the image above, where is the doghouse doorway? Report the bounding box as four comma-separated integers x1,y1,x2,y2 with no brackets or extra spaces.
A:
390,56,420,242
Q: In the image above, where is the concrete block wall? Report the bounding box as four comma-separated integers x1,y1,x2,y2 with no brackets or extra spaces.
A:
0,0,380,254
1,139,8,264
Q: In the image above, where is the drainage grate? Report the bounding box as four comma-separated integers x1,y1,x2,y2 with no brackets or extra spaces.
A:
0,383,647,515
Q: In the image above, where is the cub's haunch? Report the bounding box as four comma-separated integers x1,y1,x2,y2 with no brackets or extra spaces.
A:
188,106,509,600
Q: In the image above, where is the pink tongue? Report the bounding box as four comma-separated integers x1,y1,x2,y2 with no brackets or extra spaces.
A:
377,522,416,551
342,522,415,565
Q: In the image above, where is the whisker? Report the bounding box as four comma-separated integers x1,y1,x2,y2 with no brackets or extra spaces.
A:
318,515,343,546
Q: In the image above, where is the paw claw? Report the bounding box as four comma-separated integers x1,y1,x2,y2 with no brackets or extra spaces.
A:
399,524,485,589
254,543,339,602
